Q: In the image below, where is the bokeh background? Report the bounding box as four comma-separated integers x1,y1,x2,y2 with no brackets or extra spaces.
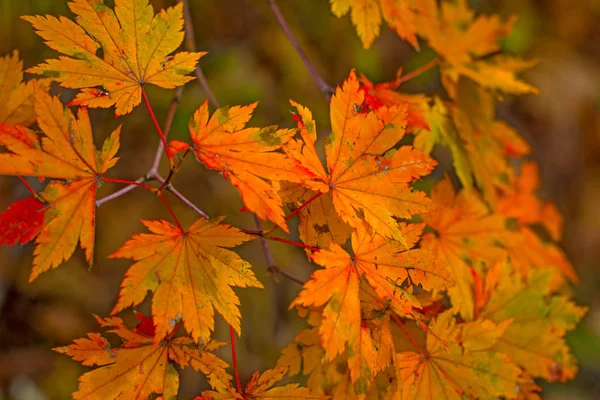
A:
1,0,599,399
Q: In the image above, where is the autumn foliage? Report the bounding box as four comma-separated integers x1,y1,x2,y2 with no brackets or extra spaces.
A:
0,0,587,399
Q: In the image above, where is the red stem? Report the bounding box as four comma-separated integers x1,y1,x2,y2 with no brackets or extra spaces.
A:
391,314,424,355
142,88,173,166
397,58,440,85
102,177,183,231
262,191,323,236
17,176,44,203
229,325,243,395
265,235,319,252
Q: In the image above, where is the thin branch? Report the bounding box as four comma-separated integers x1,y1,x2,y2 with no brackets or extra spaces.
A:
96,177,146,207
229,325,243,395
267,265,305,285
149,85,185,176
155,174,209,219
268,0,334,101
397,57,440,85
180,0,220,109
102,177,183,231
142,89,173,166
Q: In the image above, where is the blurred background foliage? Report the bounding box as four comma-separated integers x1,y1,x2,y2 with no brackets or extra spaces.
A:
0,0,599,399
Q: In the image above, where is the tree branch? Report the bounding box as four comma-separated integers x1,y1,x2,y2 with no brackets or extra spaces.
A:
180,0,220,109
268,0,334,101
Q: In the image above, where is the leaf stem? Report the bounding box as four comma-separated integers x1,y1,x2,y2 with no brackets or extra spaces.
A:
397,57,440,85
149,85,184,176
142,88,173,167
229,325,243,395
155,173,209,219
101,177,183,231
268,0,334,101
17,176,45,203
391,314,424,355
96,177,146,207
262,191,323,236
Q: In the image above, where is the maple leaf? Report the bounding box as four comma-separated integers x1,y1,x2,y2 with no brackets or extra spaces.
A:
420,177,513,321
0,51,51,127
292,222,452,380
0,197,46,246
285,71,436,246
0,87,120,280
478,261,587,383
389,311,521,400
414,0,537,95
200,365,326,400
110,217,263,342
23,0,204,116
55,314,232,399
330,0,434,49
169,101,305,231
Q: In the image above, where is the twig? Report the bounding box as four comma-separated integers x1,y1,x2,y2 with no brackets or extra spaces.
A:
180,0,220,109
397,57,440,85
268,0,334,101
102,177,184,230
96,177,146,207
155,174,209,219
267,265,305,285
229,325,243,395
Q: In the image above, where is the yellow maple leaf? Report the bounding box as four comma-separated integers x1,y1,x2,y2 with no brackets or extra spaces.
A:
330,0,432,49
55,314,232,399
23,0,204,115
390,311,520,400
478,261,587,382
0,87,120,280
0,51,51,126
110,217,263,341
200,366,326,399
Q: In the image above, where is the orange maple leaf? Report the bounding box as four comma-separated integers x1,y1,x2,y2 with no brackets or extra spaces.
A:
110,217,262,342
55,313,232,400
292,222,452,370
0,87,120,280
169,101,307,231
284,71,436,246
23,0,204,115
200,365,326,400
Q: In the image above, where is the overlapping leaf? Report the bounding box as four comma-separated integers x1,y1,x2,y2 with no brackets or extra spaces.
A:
55,314,232,399
284,71,436,246
200,366,326,400
478,261,587,382
421,177,512,321
390,311,520,400
111,217,262,341
23,0,204,115
292,222,452,367
329,0,434,49
0,87,120,280
170,101,305,231
0,51,51,126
